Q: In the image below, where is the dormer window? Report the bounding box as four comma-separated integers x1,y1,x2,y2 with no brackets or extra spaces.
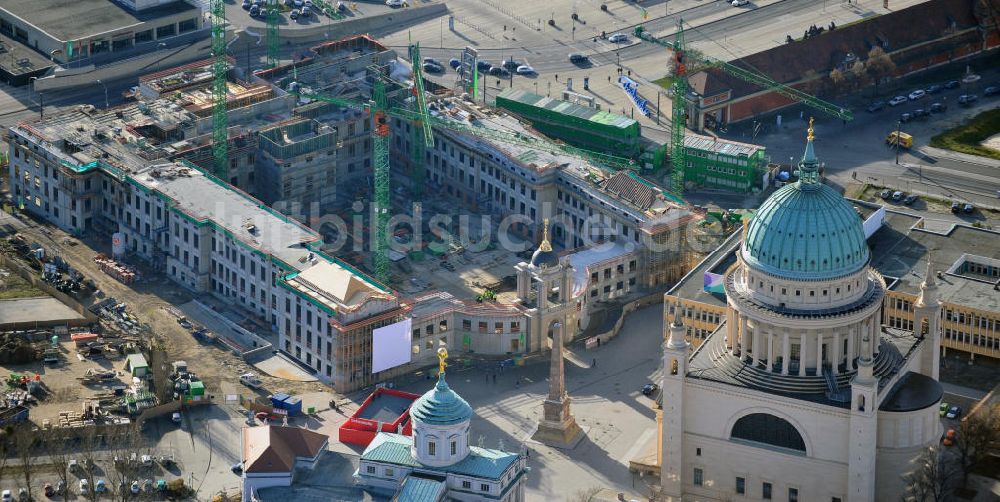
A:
428,442,436,456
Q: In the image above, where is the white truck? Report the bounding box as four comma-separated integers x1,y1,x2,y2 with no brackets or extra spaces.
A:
239,373,263,389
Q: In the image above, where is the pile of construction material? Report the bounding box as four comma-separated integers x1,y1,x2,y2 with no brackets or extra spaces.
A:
93,254,138,284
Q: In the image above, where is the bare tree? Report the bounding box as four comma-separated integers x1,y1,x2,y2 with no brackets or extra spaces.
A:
865,47,897,96
901,446,957,502
955,405,1000,489
105,424,145,502
829,68,846,94
13,427,36,502
43,428,73,499
78,428,103,502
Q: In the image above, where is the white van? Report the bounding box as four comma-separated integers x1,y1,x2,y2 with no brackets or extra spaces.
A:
240,373,263,389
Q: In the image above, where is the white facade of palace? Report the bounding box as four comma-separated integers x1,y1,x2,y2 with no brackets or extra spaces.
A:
661,125,944,502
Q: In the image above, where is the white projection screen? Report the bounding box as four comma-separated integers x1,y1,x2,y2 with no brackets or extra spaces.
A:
372,318,413,374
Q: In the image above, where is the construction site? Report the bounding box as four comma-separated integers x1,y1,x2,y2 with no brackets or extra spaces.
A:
0,16,752,394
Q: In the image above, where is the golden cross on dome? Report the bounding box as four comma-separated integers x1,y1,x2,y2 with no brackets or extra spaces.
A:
807,117,815,141
437,347,449,375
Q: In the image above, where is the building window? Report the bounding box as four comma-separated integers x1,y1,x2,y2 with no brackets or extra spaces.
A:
478,322,487,333
736,477,745,495
480,484,490,492
788,487,798,502
463,319,472,330
695,448,701,456
462,481,471,489
730,413,806,453
428,442,436,456
762,482,772,500
693,468,703,486
366,465,375,474
385,468,394,477
451,441,457,455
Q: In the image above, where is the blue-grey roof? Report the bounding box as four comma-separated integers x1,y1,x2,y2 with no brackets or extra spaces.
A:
361,433,519,480
409,373,473,426
394,475,446,502
741,134,869,280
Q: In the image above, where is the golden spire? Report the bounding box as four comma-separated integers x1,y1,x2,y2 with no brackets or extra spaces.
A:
807,117,815,141
539,218,552,252
437,347,449,375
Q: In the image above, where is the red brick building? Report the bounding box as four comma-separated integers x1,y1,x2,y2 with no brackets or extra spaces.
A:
688,0,1000,130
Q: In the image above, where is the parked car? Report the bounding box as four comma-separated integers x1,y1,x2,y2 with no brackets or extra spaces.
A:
515,65,536,75
448,58,461,69
231,463,244,475
385,0,406,6
913,108,928,118
608,33,628,43
242,0,252,8
300,5,311,16
43,484,54,498
892,191,904,201
501,59,520,70
944,79,960,89
141,455,153,467
946,406,962,419
951,201,961,213
240,373,263,389
1,490,10,502
908,89,926,100
866,101,884,112
79,479,89,495
475,60,491,71
248,5,260,16
899,112,913,123
130,481,141,495
289,8,299,19
568,53,589,64
958,94,978,106
488,66,510,77
879,189,892,199
423,57,441,66
641,383,659,396
903,194,918,205
929,102,946,113
943,428,956,447
422,62,444,73
732,0,750,5
888,95,907,106
985,86,1000,96
963,203,975,214
95,480,106,494
172,412,182,423
926,84,942,94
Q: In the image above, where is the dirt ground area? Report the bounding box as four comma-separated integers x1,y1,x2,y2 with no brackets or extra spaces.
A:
6,214,330,407
400,246,524,303
0,339,131,426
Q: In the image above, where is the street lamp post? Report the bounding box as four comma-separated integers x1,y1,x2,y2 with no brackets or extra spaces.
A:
896,120,902,164
96,79,109,108
155,42,168,74
29,77,43,119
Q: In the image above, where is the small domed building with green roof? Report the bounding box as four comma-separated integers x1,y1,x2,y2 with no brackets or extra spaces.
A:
659,121,946,502
356,349,528,501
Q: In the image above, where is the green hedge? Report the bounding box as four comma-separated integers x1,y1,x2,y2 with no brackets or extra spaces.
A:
930,108,1000,161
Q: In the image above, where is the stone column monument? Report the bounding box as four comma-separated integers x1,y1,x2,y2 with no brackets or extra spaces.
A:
532,322,584,448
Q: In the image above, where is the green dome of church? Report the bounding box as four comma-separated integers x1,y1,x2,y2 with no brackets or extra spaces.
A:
741,122,869,280
410,372,474,426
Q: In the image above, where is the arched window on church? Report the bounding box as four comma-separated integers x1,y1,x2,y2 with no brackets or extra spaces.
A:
730,413,806,454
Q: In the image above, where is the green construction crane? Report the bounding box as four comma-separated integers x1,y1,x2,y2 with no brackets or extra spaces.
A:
210,0,228,180
371,73,391,284
669,21,687,195
636,20,852,194
266,0,280,68
407,42,434,200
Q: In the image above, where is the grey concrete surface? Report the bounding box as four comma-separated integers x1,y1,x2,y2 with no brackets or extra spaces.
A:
0,296,84,324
